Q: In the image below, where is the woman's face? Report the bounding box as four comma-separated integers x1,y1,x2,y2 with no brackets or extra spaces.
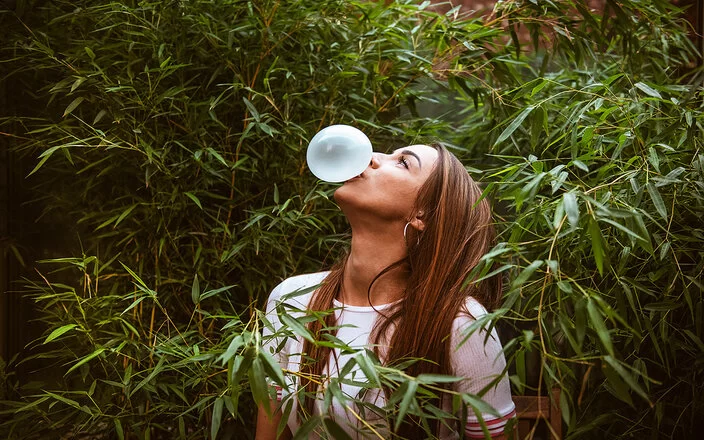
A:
334,144,439,223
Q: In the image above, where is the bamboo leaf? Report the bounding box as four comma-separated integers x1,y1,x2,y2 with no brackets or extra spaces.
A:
293,417,321,440
93,109,107,124
280,313,314,342
211,397,224,440
27,146,64,176
588,217,606,276
416,374,462,384
199,285,235,302
587,299,614,356
114,419,124,440
160,56,172,69
462,393,501,418
120,263,149,290
207,147,228,167
603,356,650,403
243,97,260,121
248,358,269,405
322,418,353,440
179,417,186,438
598,217,644,241
114,204,138,226
646,183,668,220
258,350,285,387
632,211,654,254
683,329,704,353
510,260,543,289
191,274,200,305
44,324,78,344
394,380,418,431
184,192,203,210
63,97,85,117
218,335,244,366
635,82,662,99
129,358,166,398
70,77,86,93
95,214,120,231
494,106,535,146
121,296,148,316
563,192,580,229
66,348,106,375
43,391,92,415
14,396,50,413
354,351,381,388
602,361,633,406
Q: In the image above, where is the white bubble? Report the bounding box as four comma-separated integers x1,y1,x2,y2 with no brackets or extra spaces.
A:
306,125,373,183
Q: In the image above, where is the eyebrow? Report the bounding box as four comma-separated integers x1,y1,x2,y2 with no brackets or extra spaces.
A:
399,149,422,170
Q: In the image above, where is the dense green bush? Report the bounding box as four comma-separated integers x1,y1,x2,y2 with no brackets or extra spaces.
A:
1,0,702,438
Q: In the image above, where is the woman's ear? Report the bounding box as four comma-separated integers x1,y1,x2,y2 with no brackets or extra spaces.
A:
409,211,425,231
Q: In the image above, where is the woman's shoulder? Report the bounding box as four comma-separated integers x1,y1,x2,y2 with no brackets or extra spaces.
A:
456,296,490,323
452,296,499,341
448,296,507,365
269,271,330,305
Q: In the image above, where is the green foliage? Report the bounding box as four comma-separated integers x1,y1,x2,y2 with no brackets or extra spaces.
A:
1,0,702,439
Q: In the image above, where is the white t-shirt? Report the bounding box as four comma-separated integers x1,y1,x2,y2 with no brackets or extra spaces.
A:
263,272,516,439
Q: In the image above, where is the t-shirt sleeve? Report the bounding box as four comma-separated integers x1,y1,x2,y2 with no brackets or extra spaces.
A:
450,305,516,438
260,273,327,403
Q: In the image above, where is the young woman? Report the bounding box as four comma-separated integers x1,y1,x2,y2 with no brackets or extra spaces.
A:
257,144,516,439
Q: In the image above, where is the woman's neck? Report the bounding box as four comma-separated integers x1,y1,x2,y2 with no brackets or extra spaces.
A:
340,225,409,306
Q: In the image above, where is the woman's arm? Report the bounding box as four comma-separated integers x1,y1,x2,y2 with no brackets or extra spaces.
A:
255,398,292,440
451,306,517,439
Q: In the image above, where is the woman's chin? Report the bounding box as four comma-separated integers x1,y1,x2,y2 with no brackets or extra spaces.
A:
333,187,352,209
333,184,352,201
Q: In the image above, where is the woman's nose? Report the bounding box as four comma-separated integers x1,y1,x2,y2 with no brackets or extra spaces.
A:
369,152,382,169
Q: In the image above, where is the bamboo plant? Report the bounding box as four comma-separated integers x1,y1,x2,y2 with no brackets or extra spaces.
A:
0,0,702,438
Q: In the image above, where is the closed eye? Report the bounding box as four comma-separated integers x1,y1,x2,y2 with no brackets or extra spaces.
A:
395,149,422,170
398,156,409,169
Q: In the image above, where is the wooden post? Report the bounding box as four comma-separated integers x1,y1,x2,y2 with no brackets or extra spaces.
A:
513,388,562,439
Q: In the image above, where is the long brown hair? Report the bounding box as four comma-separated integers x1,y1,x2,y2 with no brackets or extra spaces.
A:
298,145,501,436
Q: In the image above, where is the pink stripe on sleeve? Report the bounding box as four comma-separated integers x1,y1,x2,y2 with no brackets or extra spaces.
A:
465,409,517,438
